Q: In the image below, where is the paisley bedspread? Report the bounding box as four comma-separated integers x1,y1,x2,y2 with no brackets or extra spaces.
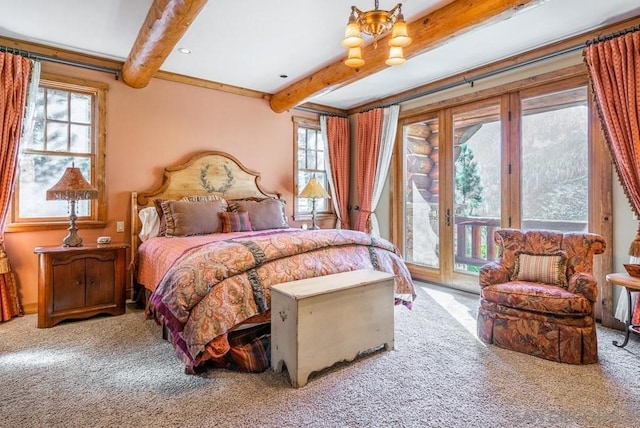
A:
147,228,415,372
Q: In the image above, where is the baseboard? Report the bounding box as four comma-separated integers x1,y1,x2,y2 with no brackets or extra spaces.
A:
22,302,37,315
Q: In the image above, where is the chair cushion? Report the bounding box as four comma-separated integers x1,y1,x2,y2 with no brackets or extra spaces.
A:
481,282,592,316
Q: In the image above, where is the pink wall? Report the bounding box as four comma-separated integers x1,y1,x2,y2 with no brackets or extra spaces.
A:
4,62,318,311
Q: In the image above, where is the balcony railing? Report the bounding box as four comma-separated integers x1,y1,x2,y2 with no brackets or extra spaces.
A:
454,216,588,270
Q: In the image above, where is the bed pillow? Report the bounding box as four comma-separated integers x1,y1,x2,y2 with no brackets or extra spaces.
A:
219,211,252,233
181,194,228,210
153,196,228,236
160,200,226,237
230,198,288,231
138,206,160,241
510,251,568,287
153,198,171,236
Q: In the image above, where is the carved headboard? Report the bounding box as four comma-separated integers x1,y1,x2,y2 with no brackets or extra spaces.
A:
130,150,282,271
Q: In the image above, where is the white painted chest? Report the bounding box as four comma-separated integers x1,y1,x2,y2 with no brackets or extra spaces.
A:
270,269,395,387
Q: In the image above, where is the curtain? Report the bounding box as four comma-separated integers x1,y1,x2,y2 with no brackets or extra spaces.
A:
584,29,640,325
354,105,400,235
321,115,351,229
0,53,34,322
370,105,400,236
354,108,383,233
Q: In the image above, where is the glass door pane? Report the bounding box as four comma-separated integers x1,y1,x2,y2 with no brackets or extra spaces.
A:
452,103,502,275
521,87,588,232
403,118,440,268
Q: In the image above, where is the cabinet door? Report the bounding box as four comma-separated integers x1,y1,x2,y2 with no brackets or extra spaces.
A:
85,255,116,307
52,258,86,312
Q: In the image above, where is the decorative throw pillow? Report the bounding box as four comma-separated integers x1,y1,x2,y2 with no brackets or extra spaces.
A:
230,198,288,231
160,200,226,237
219,211,252,233
511,251,568,287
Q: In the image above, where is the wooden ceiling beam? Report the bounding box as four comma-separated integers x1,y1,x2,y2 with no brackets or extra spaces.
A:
122,0,208,89
269,0,539,113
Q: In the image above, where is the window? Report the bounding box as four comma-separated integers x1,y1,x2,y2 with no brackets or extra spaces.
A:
8,74,107,231
293,117,331,220
396,75,610,294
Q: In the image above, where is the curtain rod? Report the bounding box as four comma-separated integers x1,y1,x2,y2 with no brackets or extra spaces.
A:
0,45,120,79
586,24,640,46
294,104,348,118
383,42,586,108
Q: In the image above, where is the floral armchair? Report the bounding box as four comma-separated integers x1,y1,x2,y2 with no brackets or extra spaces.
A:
477,228,606,364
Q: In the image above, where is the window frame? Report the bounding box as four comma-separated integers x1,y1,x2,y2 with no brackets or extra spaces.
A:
7,73,108,232
292,116,334,222
394,71,611,298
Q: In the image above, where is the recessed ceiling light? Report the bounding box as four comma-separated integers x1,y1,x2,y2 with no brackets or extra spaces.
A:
177,47,191,54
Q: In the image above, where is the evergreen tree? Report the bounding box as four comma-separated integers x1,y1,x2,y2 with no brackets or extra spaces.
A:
455,144,484,216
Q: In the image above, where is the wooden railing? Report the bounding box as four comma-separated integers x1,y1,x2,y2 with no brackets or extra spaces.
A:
454,216,587,269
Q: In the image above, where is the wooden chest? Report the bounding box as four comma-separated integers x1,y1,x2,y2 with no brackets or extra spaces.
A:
271,269,395,388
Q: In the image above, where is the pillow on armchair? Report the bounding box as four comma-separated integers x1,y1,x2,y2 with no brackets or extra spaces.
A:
510,251,568,287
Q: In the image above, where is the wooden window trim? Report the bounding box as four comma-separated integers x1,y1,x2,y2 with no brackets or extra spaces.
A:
6,73,108,232
292,116,335,222
394,69,612,313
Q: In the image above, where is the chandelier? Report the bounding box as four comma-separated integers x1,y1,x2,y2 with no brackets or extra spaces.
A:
342,1,412,68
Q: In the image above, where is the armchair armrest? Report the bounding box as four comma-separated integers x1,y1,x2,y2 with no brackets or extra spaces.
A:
567,272,598,302
479,261,510,288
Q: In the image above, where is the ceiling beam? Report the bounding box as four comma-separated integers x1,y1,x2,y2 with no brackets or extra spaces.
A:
122,0,208,89
269,0,539,113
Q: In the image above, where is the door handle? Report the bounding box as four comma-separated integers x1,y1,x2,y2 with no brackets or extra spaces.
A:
445,208,451,227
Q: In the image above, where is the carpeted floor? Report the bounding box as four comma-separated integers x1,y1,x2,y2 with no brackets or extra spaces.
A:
1,282,639,428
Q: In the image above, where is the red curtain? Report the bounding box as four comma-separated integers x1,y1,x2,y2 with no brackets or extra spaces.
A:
354,108,383,233
326,116,351,230
0,52,32,321
584,30,640,324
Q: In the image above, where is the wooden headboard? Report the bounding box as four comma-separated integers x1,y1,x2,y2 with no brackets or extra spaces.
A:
130,151,281,274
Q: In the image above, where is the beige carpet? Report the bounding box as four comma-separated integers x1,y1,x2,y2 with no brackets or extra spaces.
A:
1,282,639,428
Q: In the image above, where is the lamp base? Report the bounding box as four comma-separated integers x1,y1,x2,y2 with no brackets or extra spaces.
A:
62,229,83,247
310,199,320,230
62,200,83,247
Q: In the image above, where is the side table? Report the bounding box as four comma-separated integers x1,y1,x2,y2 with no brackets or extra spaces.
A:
606,273,640,348
34,243,129,328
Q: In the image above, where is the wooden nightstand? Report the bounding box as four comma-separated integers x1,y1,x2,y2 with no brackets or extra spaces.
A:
34,243,129,328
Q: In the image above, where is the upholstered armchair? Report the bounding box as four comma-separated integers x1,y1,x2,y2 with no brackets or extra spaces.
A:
477,228,606,364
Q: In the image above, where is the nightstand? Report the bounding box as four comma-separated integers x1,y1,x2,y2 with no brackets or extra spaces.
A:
34,243,129,328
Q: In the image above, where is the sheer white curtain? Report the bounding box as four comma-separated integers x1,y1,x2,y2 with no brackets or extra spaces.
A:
369,105,399,236
21,60,41,144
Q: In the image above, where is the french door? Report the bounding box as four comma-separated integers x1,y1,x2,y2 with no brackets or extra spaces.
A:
395,76,610,294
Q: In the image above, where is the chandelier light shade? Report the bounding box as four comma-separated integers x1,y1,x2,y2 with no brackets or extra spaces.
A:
46,165,98,247
299,177,330,230
342,1,411,68
388,12,411,47
385,46,406,66
342,14,364,48
346,47,365,67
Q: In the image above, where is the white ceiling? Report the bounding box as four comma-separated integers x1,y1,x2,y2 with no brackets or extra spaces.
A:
0,0,638,110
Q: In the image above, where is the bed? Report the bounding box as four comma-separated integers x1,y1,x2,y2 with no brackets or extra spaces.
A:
131,151,416,373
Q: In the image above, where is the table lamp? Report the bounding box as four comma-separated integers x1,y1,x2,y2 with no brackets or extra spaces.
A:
46,165,98,247
299,177,330,230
